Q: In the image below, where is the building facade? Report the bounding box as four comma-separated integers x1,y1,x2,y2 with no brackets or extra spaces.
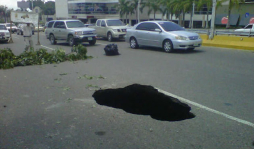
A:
55,0,254,27
55,0,120,23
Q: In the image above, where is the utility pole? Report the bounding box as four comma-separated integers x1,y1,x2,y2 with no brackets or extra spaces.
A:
191,1,195,29
209,0,216,39
32,0,34,11
4,6,7,23
137,0,141,23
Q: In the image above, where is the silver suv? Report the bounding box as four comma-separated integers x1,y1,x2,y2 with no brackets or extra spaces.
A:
45,20,97,46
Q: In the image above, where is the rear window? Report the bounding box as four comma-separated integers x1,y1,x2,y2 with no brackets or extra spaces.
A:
106,20,125,26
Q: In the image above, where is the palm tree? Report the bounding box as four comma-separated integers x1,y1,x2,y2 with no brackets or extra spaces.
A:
145,0,162,20
226,0,244,28
197,0,212,28
115,0,130,24
196,0,228,28
180,0,195,28
130,0,145,24
170,0,184,26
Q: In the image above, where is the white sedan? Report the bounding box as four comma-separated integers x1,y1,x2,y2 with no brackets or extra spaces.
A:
125,21,202,52
0,24,10,43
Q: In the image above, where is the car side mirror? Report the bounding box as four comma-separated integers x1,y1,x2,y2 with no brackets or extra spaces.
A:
155,28,162,32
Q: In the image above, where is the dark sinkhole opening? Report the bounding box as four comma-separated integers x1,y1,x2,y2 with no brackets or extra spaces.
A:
92,84,195,121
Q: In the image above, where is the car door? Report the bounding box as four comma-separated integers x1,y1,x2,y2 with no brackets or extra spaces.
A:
53,21,66,39
135,23,150,46
95,20,102,36
146,23,163,47
100,20,107,37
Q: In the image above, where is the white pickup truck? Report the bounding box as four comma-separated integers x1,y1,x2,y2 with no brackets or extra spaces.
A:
235,24,254,36
90,19,127,41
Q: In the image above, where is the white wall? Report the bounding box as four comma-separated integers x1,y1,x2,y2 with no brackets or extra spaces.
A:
55,0,69,19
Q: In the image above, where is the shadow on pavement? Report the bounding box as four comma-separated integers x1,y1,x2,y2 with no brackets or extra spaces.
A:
92,84,195,122
135,46,205,54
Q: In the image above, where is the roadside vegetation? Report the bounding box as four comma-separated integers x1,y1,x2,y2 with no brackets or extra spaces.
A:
0,44,92,69
115,0,243,28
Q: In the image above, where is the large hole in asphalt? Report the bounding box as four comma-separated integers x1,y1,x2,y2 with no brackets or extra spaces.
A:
92,84,195,121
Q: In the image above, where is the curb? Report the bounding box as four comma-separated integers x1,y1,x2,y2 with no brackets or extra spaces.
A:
199,34,254,51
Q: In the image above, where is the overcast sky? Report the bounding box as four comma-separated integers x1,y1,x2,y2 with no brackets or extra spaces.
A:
0,0,55,10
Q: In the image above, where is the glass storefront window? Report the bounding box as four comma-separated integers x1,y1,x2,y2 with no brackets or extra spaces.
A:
68,3,118,15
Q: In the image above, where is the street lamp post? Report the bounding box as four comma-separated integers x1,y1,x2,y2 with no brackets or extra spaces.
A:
209,0,217,39
191,1,195,29
137,0,141,23
4,6,7,23
32,0,34,11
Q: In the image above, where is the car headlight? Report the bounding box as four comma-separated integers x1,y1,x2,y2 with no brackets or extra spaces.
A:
112,29,118,32
175,35,188,40
75,31,83,35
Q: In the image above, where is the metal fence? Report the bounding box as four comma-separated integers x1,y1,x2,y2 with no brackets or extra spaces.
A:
186,29,254,37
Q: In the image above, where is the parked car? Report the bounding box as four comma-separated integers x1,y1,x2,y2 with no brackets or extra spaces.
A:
84,24,94,27
44,22,49,31
235,24,254,36
0,24,10,43
125,21,202,52
5,23,17,33
45,20,97,46
89,19,127,41
17,23,35,35
35,25,44,32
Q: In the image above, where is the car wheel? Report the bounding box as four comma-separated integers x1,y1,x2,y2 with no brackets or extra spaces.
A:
163,40,173,53
21,32,23,35
130,37,139,49
68,35,76,46
107,32,113,42
50,34,56,45
17,31,19,35
89,39,96,45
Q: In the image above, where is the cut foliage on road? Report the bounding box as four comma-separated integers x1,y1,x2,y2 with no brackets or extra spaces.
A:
93,84,195,121
0,44,92,69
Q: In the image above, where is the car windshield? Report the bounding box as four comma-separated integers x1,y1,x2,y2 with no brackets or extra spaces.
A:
0,25,7,30
158,22,185,31
66,21,85,28
106,20,125,26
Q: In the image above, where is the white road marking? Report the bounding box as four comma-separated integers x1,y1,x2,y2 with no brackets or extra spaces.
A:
40,45,55,50
157,88,254,128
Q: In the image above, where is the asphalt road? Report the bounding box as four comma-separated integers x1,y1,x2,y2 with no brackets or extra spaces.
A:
0,32,254,149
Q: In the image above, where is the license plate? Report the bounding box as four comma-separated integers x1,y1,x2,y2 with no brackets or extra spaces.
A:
194,43,199,46
88,37,93,40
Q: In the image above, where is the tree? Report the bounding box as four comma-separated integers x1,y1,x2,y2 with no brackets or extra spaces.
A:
225,0,244,28
145,0,162,20
160,0,174,21
115,0,132,24
44,1,55,15
130,0,145,24
196,0,228,28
